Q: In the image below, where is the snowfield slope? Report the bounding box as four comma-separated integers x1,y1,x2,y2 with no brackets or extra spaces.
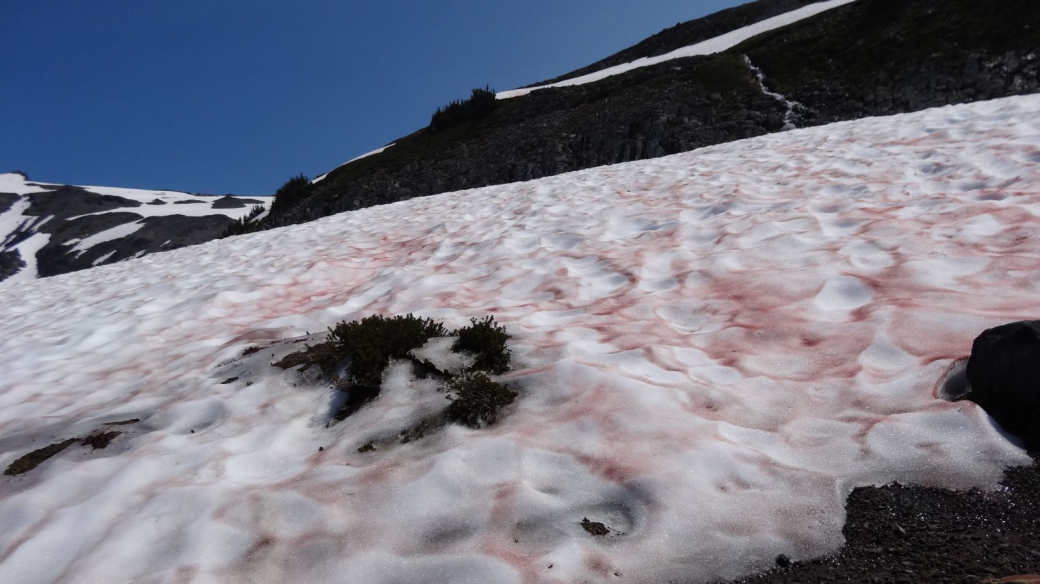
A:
0,173,268,282
1,96,1038,584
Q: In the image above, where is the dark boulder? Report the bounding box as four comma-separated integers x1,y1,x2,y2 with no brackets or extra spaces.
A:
965,321,1040,450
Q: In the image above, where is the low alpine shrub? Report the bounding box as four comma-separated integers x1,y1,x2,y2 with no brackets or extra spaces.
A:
452,315,511,374
328,314,448,386
444,372,517,428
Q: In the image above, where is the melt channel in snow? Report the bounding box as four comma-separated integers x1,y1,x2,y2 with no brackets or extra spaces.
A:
1,95,1038,584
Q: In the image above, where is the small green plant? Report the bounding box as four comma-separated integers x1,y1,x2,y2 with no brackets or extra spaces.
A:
452,315,511,374
444,372,517,428
429,86,498,132
328,314,448,386
274,313,518,430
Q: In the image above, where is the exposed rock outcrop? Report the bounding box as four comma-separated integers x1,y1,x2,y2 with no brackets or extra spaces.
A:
965,321,1040,449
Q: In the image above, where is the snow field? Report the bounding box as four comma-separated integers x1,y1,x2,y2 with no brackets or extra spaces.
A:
0,96,1039,584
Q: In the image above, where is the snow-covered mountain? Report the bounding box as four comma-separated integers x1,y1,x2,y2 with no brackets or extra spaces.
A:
1,95,1037,584
0,172,269,282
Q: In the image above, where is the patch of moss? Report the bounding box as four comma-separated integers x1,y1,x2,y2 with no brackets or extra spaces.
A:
328,314,448,386
358,442,376,453
444,372,517,428
242,345,262,356
452,316,511,374
4,439,78,476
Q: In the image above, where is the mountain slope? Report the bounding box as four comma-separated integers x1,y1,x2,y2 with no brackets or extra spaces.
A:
519,0,832,88
0,173,268,281
254,0,1040,234
499,0,857,98
0,95,1037,584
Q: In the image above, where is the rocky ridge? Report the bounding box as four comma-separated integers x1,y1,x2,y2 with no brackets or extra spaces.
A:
256,0,1040,232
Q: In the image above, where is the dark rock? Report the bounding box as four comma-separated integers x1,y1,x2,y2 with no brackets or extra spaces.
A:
965,321,1040,449
0,192,19,214
776,555,792,568
209,195,266,209
724,453,1040,584
80,431,121,450
34,213,235,277
4,439,78,475
0,249,25,282
24,185,140,219
104,418,140,426
580,518,611,537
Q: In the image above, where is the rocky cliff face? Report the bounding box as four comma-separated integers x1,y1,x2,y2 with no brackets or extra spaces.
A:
253,0,1040,232
743,0,1040,124
0,174,268,281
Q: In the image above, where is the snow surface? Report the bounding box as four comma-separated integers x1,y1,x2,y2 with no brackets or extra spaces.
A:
0,174,271,279
313,143,396,183
0,174,49,196
498,0,859,99
1,96,1038,584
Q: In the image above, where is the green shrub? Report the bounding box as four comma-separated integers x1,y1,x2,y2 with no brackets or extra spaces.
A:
452,315,511,374
429,86,498,132
328,314,448,386
268,173,314,216
220,204,266,238
444,372,517,428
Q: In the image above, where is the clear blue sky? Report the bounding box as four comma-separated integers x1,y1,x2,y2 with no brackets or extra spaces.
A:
2,0,747,195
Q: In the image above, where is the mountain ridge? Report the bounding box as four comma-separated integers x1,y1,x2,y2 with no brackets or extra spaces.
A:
247,0,1039,235
0,173,268,282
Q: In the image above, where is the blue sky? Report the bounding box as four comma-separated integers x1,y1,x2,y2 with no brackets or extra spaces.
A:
2,1,747,195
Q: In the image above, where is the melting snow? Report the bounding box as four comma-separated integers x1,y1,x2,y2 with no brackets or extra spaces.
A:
498,0,860,99
0,95,1038,584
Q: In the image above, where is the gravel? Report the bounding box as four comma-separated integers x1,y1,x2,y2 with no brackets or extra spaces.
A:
729,452,1040,584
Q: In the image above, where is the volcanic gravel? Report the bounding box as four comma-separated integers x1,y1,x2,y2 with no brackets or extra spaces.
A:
729,452,1040,584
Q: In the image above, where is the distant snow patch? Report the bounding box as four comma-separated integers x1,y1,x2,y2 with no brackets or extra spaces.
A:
70,221,145,254
313,144,396,183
